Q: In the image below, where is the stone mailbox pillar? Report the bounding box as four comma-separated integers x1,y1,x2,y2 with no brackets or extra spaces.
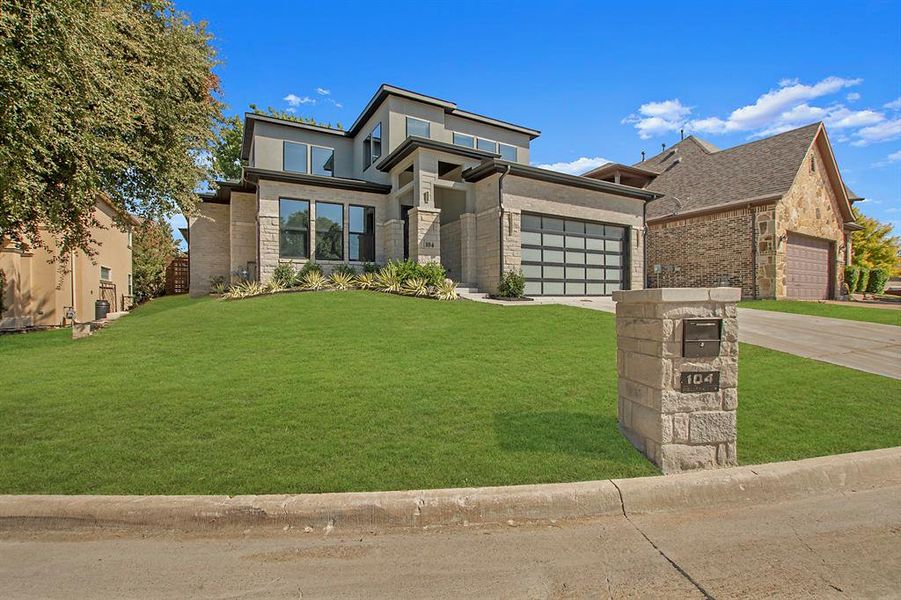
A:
612,288,741,474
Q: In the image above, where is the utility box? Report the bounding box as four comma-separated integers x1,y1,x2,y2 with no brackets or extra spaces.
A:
613,288,740,474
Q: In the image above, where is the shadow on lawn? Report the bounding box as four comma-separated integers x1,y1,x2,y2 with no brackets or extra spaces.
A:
493,411,627,458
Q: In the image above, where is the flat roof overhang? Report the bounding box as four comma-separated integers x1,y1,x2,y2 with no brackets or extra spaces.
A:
376,136,500,172
198,179,256,204
244,167,391,194
462,160,662,202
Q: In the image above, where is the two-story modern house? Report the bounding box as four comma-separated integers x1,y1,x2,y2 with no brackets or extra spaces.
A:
189,85,660,296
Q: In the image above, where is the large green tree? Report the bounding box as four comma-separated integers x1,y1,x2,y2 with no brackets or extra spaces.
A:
0,1,221,260
851,207,900,276
132,218,179,303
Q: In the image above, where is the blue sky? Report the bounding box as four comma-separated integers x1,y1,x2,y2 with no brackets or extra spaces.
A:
174,0,901,240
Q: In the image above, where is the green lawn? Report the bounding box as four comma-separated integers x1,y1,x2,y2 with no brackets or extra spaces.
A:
1,292,898,495
739,299,901,326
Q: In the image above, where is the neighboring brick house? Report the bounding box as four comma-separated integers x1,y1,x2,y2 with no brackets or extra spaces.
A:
0,197,137,329
584,123,860,299
190,85,659,297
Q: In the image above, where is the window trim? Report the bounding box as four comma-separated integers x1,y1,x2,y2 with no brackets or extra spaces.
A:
283,140,309,175
315,201,345,261
451,131,518,162
283,140,335,177
363,122,382,171
498,143,517,161
100,266,112,282
348,204,376,263
452,132,475,148
405,116,431,139
278,197,311,260
310,144,335,178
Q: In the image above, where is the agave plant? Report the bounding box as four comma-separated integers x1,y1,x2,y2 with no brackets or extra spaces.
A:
300,271,329,291
403,276,429,297
211,281,228,296
356,272,377,290
265,279,287,294
433,278,459,301
330,271,356,290
225,280,265,300
376,267,403,293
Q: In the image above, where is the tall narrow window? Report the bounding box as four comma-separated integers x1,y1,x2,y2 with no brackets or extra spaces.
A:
311,146,334,177
364,122,382,169
316,202,344,261
406,116,430,138
349,205,375,262
279,198,310,259
283,141,308,174
127,274,133,296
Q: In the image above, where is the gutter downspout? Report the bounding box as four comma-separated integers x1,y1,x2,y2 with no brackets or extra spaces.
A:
642,201,648,289
70,250,77,324
497,164,512,286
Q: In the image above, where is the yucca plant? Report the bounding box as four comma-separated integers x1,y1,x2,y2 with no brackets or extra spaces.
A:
300,271,329,291
265,279,287,294
376,266,403,293
356,272,377,290
403,276,429,297
433,279,459,301
211,281,228,296
330,271,356,290
225,280,265,300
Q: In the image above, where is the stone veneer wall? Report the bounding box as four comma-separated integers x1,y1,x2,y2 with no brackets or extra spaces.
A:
407,207,441,265
188,203,230,296
229,192,257,279
614,288,740,474
774,139,845,299
440,220,462,281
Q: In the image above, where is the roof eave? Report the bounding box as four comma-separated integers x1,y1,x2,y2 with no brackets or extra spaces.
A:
375,136,500,172
244,167,391,194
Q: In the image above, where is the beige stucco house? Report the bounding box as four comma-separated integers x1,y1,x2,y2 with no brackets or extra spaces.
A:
0,197,136,329
584,123,860,300
190,84,659,296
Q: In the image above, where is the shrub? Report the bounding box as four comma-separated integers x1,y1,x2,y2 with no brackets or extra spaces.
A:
332,264,357,277
857,267,871,293
356,272,377,290
417,261,447,287
497,270,525,298
361,262,380,274
403,277,429,297
330,271,356,290
272,262,298,288
385,259,446,287
844,265,860,295
300,271,329,291
298,262,322,278
265,279,287,294
867,268,889,295
433,278,459,301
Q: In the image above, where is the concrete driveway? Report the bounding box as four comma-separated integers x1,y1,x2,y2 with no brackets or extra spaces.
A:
486,296,901,379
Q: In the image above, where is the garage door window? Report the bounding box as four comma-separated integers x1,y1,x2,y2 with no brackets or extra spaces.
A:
521,213,627,296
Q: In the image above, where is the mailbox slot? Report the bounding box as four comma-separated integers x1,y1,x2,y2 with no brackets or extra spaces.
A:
682,318,722,358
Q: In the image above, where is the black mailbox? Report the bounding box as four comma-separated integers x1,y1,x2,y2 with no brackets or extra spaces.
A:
682,318,722,358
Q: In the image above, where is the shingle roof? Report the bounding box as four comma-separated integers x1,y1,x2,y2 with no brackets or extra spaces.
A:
637,123,822,220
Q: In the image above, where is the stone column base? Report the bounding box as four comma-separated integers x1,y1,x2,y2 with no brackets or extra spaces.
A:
408,207,441,265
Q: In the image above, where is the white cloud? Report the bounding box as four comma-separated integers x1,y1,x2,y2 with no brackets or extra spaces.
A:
852,118,901,146
316,87,331,96
534,156,613,176
622,99,691,139
884,97,901,110
888,150,901,162
284,93,316,107
847,92,861,102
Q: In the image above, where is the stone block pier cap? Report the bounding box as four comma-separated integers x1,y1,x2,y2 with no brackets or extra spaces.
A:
613,287,741,475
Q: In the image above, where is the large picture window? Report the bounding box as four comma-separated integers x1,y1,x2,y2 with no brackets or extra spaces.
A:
279,199,310,258
283,141,309,174
406,116,430,138
349,205,375,262
316,202,344,261
363,123,382,169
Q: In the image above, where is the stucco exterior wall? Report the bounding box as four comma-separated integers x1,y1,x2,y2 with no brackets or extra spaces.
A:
774,140,845,298
188,202,230,296
251,121,354,178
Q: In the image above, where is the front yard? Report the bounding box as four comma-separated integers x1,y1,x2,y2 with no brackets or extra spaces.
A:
1,292,898,495
739,299,901,326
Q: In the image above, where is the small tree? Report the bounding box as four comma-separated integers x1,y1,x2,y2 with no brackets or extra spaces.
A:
851,207,900,276
844,265,860,295
132,220,179,303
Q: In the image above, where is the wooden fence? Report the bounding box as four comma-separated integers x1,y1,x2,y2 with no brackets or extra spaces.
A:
165,257,190,295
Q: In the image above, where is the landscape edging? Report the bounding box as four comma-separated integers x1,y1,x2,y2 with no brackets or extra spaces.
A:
0,447,898,532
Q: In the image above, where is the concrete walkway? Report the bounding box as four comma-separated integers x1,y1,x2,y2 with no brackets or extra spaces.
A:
466,295,901,379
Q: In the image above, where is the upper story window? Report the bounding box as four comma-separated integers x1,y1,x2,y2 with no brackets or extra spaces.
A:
406,116,430,139
100,266,111,281
284,141,334,177
476,138,498,153
453,132,475,148
279,198,310,259
364,122,382,170
499,143,517,161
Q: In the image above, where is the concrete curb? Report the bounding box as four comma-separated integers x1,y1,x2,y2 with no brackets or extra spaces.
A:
1,447,898,532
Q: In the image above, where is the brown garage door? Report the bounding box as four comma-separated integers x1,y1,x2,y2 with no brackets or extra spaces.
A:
786,233,831,300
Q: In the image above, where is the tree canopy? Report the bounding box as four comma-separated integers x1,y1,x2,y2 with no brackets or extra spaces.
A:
0,0,222,260
851,207,900,275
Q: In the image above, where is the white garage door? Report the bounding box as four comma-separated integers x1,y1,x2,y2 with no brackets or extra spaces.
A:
520,213,627,296
786,233,831,300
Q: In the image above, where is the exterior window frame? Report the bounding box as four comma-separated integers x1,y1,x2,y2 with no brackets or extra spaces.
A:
127,273,133,296
100,266,112,282
315,201,345,261
310,144,335,178
476,138,498,153
452,132,475,148
498,143,517,161
278,197,311,260
364,122,382,170
283,140,309,174
405,116,431,139
348,204,376,263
